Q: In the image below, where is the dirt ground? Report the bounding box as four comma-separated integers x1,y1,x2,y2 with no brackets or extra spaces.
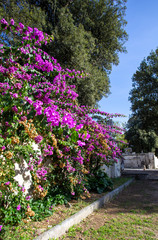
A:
61,180,158,239
28,189,111,237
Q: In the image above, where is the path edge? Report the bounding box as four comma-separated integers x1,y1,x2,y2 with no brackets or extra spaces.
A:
34,178,134,240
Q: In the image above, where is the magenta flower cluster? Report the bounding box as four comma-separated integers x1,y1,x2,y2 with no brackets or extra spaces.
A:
0,18,126,206
34,135,43,144
17,205,21,211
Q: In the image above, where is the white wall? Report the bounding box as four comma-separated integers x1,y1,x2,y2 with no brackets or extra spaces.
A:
123,152,158,169
101,158,121,178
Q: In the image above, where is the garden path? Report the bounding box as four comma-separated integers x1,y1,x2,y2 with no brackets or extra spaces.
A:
61,180,158,239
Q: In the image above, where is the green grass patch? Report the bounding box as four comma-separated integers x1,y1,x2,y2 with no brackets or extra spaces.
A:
112,177,132,189
65,214,158,240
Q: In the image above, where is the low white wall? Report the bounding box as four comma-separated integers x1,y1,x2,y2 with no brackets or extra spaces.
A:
10,141,123,194
101,159,121,178
122,152,158,169
154,155,158,168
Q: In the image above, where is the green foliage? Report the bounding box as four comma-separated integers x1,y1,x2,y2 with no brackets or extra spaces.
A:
29,195,57,221
86,169,113,194
126,116,158,153
0,182,67,224
0,183,29,225
126,49,158,153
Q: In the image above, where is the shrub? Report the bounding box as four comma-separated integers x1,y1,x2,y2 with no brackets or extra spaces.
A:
0,18,125,227
85,169,113,194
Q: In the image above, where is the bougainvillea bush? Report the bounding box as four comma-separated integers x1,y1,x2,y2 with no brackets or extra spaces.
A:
0,18,125,229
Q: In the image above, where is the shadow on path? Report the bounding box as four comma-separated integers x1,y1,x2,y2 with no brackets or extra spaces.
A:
103,180,158,215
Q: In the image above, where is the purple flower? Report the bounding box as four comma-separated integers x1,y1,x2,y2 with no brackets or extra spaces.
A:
49,205,54,210
12,93,18,98
21,187,25,192
5,181,10,185
0,18,8,25
44,107,60,127
34,135,43,144
26,195,31,201
61,113,76,128
21,116,27,121
12,106,18,113
75,124,83,131
27,26,33,33
14,83,22,89
33,100,43,115
19,22,24,29
1,146,5,150
81,133,91,140
10,19,14,25
28,165,34,171
77,140,86,147
0,225,2,231
36,167,47,179
5,122,10,126
71,191,75,196
25,97,33,104
38,185,43,191
17,205,21,211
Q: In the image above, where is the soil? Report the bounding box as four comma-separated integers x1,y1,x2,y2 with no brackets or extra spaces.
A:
60,180,158,239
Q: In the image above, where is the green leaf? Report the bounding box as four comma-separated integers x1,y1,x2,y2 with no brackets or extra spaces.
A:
0,138,4,143
71,130,79,142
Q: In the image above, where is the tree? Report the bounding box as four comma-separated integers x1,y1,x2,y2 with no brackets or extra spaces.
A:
125,49,158,154
0,0,128,106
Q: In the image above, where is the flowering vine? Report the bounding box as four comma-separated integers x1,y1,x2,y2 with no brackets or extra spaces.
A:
0,18,125,226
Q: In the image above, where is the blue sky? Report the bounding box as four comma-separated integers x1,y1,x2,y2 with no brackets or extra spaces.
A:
99,0,158,124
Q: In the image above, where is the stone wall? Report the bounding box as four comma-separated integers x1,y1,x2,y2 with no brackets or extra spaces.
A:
14,142,41,194
122,152,158,169
101,158,121,178
13,141,122,194
14,158,122,195
14,159,32,195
